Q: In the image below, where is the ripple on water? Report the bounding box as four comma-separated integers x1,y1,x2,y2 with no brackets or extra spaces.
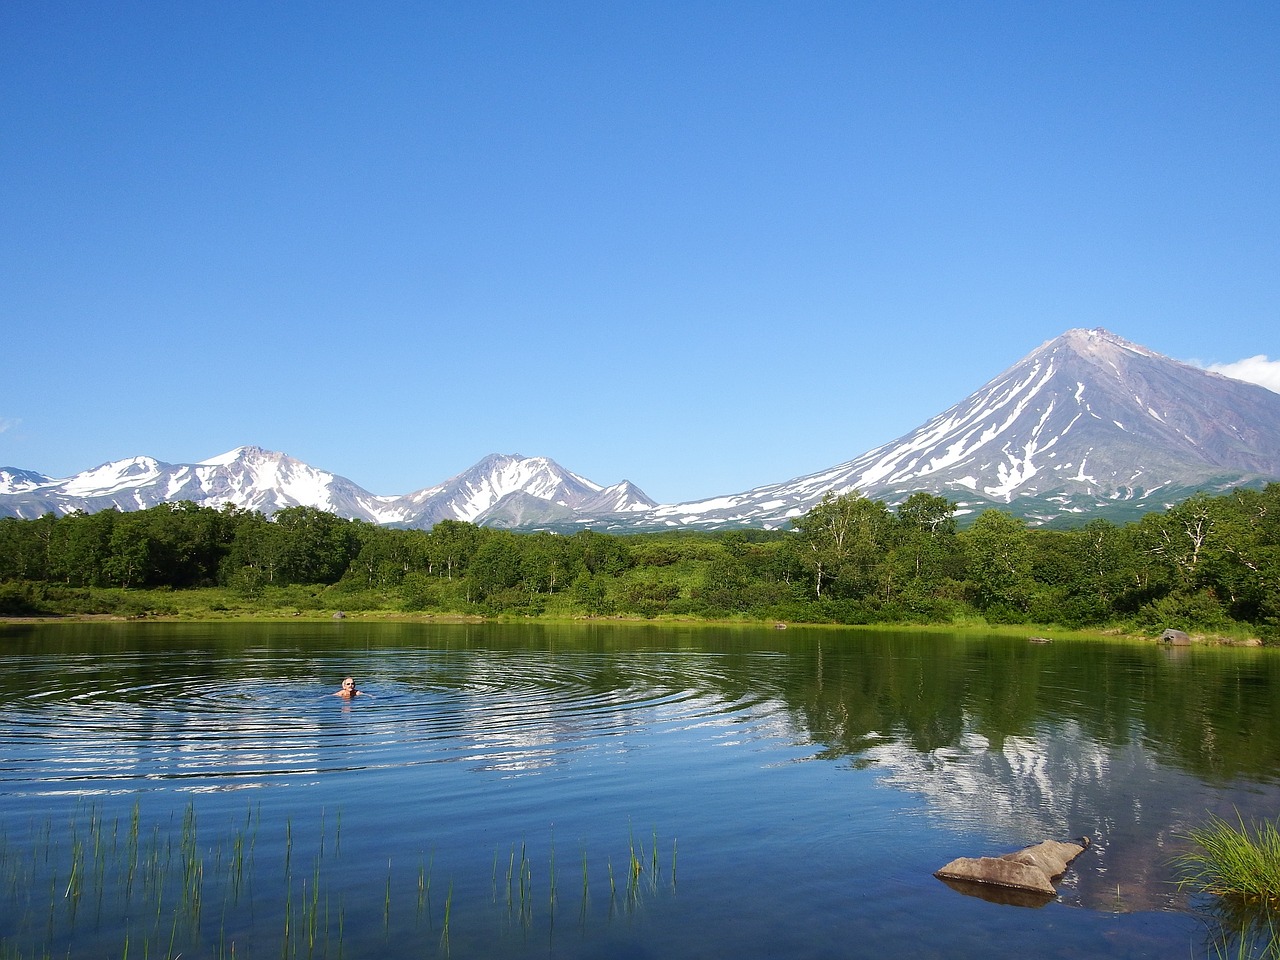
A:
0,649,795,795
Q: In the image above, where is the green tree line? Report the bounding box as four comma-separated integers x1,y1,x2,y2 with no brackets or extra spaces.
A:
1,484,1277,636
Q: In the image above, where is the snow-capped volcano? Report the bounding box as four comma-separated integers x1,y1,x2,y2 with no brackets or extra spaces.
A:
638,328,1280,527
0,447,656,527
3,329,1277,530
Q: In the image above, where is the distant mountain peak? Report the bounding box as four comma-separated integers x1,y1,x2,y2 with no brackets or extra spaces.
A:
1057,326,1149,352
0,447,655,529
638,329,1280,529
1047,327,1185,368
199,445,281,466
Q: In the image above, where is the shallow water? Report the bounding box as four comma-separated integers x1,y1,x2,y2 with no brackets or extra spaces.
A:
1,621,1277,958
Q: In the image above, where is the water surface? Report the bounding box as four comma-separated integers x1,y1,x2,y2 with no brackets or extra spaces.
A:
1,621,1276,958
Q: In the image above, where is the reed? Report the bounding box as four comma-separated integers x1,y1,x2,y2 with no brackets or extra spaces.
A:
383,859,392,934
230,830,246,900
1179,813,1280,903
549,826,557,914
178,804,202,929
164,902,180,960
504,844,515,912
518,839,530,920
281,870,293,959
627,827,642,898
440,880,453,954
418,855,431,926
64,837,83,905
126,801,140,897
1204,909,1280,960
0,805,677,959
308,859,321,955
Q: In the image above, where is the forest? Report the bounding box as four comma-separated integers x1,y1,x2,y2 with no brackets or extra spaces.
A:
0,484,1277,638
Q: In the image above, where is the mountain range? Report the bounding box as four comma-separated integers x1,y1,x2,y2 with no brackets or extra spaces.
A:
0,449,656,529
4,328,1279,530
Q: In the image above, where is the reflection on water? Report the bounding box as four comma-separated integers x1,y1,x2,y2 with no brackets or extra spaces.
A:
1,621,1277,958
0,647,795,792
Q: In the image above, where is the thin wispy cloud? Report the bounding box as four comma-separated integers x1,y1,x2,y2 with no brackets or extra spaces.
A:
1207,356,1280,395
0,417,19,435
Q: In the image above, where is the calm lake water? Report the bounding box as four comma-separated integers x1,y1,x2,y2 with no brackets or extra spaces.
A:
1,620,1277,959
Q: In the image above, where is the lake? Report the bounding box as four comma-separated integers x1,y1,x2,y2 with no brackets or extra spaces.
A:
1,620,1277,959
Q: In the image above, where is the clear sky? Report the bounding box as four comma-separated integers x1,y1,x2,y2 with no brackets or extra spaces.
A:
2,1,1277,505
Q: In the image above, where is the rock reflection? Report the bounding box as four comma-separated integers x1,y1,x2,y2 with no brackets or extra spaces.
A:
772,633,1280,914
2,620,1278,923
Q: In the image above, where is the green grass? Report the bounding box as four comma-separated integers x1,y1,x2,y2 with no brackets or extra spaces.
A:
3,578,1271,646
1175,813,1280,960
1178,813,1280,903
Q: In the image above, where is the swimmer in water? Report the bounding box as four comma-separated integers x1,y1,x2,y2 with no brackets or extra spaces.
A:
334,676,362,699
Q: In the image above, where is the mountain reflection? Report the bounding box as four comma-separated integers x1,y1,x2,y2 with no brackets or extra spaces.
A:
770,633,1280,912
3,620,1277,914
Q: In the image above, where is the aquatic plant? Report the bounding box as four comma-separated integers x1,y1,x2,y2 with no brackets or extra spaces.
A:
441,880,453,953
1179,813,1280,959
419,854,432,926
0,803,678,959
1205,911,1280,960
1179,813,1280,903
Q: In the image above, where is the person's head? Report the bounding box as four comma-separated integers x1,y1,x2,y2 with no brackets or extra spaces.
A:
341,677,356,692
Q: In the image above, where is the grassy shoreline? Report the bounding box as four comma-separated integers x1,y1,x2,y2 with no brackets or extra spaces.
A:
0,597,1266,647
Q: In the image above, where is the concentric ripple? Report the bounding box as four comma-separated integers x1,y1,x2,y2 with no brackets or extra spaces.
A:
0,647,800,796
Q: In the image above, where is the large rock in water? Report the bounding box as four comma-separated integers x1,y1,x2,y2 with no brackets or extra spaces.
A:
935,838,1090,898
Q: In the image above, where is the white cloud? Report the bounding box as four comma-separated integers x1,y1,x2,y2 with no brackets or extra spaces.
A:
1207,356,1280,395
0,417,18,434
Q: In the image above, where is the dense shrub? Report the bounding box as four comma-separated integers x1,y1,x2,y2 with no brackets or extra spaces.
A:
2,484,1277,633
0,582,45,616
1136,590,1231,632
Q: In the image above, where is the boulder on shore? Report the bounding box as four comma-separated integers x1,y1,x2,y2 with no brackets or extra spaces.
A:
935,838,1090,898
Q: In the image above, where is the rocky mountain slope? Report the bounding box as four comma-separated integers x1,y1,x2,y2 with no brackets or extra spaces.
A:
3,328,1277,530
632,328,1280,528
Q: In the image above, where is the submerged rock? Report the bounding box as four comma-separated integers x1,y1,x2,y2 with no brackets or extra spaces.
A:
935,837,1090,900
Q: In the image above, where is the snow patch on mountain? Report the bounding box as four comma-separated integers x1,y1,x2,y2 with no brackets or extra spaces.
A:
0,447,656,528
61,456,164,496
3,328,1278,530
614,327,1280,530
0,467,53,495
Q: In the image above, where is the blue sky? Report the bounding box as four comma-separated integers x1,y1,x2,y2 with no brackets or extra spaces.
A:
2,1,1277,505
